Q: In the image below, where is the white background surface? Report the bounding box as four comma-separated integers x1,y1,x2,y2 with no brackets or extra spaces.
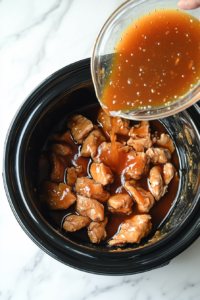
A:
1,1,200,299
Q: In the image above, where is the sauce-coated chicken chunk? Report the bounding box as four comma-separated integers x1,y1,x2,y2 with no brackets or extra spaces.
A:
93,141,123,165
148,166,168,201
90,163,114,185
67,114,93,144
81,126,106,157
163,163,176,185
146,147,171,164
75,177,110,203
50,152,66,183
40,181,76,210
76,195,104,221
129,121,150,138
128,121,152,151
88,217,108,244
123,152,150,180
127,135,153,150
155,133,175,153
124,181,155,213
112,116,130,135
108,215,152,246
50,143,72,156
107,194,133,214
63,215,91,232
66,167,77,187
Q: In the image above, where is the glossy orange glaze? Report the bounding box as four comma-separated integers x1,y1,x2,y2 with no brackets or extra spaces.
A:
101,9,200,114
38,104,179,243
40,181,76,210
95,143,145,175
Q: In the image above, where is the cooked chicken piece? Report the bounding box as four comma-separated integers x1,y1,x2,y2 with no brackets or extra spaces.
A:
108,215,152,246
49,152,66,183
99,141,123,152
146,147,171,164
88,217,108,244
40,181,76,210
63,215,91,232
163,163,176,185
112,116,130,135
66,167,77,187
90,163,114,185
155,133,175,153
67,114,93,144
75,177,110,203
127,135,153,150
124,181,155,213
93,143,149,180
107,194,133,214
76,194,104,221
93,141,123,164
128,120,151,149
148,166,168,201
123,152,150,180
129,121,150,138
81,126,106,157
50,143,72,156
97,108,130,137
93,142,136,174
49,130,71,143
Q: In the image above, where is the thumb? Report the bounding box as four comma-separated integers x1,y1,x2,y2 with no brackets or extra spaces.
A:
178,0,200,9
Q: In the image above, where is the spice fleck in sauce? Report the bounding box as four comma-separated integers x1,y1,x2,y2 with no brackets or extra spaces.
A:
101,9,200,114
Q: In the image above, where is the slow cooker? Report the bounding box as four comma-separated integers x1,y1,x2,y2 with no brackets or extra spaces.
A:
3,58,200,275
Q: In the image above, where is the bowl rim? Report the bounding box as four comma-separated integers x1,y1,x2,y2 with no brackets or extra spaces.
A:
3,58,200,275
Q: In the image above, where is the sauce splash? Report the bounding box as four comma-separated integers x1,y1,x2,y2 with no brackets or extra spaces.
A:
101,9,200,114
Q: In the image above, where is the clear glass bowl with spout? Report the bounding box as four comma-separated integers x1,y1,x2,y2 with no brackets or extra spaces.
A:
91,0,200,120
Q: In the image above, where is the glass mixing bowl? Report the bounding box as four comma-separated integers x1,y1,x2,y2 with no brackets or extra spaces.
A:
91,0,200,120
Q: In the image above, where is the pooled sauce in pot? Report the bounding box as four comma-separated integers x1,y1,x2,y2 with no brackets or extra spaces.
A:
101,9,200,114
38,104,179,246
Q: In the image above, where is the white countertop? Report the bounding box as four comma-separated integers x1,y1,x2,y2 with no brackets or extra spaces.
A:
1,0,200,299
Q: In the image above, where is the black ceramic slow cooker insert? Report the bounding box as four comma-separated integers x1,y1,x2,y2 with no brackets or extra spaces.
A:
3,58,200,275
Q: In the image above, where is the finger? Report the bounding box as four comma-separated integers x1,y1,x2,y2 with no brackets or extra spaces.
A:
178,0,200,9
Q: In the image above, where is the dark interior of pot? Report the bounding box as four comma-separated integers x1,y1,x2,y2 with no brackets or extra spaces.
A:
23,79,200,252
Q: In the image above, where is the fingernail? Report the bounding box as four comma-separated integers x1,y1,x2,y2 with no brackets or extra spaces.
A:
178,0,188,9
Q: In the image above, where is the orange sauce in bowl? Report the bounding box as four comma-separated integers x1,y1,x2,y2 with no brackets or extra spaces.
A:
101,9,200,114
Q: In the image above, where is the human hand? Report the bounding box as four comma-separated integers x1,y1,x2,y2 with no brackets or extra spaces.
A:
178,0,200,9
